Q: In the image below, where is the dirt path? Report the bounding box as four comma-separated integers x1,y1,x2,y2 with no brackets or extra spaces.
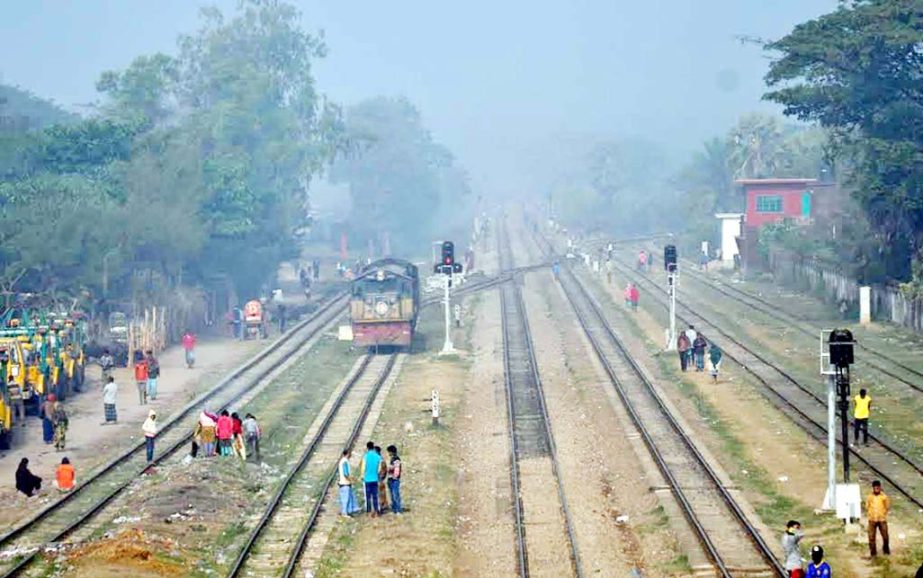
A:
0,337,264,530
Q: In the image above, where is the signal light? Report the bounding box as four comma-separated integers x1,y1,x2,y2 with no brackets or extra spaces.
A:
664,244,677,272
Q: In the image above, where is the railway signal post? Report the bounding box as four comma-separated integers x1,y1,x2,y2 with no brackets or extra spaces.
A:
435,241,463,354
819,329,858,515
664,245,678,350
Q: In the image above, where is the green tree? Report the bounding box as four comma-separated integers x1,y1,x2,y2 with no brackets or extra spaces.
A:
765,0,923,281
331,96,467,255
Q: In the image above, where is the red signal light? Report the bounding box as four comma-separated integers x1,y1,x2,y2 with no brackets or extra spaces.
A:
444,256,452,265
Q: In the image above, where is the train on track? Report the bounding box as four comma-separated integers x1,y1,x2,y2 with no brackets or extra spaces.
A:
350,258,420,349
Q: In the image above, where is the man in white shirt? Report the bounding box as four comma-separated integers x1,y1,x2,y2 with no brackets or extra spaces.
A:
102,376,118,424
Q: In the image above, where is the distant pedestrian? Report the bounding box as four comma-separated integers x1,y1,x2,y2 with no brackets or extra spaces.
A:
134,356,149,405
338,449,360,516
866,480,890,556
182,331,197,369
243,413,262,462
692,334,708,372
52,399,68,451
15,458,42,497
677,333,691,372
55,457,75,493
709,343,723,383
102,376,118,424
781,520,804,578
637,250,648,271
196,409,218,457
699,251,709,272
216,410,234,457
647,250,654,272
387,444,402,514
685,325,698,368
231,412,246,459
361,441,382,516
629,283,639,311
278,304,287,333
99,349,115,383
8,378,24,427
313,258,320,280
552,260,560,280
853,389,871,446
41,394,57,444
145,350,160,401
375,446,389,512
142,409,157,462
806,545,830,577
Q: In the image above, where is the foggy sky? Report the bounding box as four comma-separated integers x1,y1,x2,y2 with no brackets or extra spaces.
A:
2,0,836,195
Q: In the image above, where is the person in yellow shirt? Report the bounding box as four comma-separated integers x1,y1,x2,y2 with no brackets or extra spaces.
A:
853,388,871,446
866,480,890,556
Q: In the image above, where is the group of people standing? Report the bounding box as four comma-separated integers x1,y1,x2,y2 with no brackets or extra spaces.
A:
676,325,722,381
39,393,68,450
192,409,262,461
133,350,161,405
337,441,402,518
782,480,895,577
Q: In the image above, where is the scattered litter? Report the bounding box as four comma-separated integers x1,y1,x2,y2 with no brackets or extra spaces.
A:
615,514,630,524
777,475,789,483
112,516,141,524
404,421,414,433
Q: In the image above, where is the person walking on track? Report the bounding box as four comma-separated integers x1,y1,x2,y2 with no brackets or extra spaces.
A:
41,394,57,444
781,520,804,578
361,441,382,516
102,376,118,424
142,409,158,463
866,480,890,556
182,331,197,369
677,333,691,372
853,388,871,446
628,283,640,311
145,350,160,401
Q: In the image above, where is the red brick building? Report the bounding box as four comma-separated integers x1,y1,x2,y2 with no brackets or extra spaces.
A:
737,178,831,228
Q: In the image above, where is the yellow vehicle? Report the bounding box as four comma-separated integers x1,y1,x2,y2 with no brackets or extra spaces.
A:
0,338,28,448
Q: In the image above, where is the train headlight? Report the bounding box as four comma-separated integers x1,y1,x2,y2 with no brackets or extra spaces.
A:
375,301,390,316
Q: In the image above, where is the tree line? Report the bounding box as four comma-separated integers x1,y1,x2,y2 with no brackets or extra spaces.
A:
0,0,467,314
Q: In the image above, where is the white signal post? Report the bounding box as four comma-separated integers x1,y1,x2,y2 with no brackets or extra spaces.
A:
666,270,677,350
441,272,454,354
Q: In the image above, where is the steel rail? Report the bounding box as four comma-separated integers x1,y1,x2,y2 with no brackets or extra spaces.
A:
608,256,923,510
532,230,784,577
226,353,397,578
0,293,349,577
672,258,923,395
497,221,584,578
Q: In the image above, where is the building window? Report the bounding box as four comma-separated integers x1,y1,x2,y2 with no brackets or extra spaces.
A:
756,195,783,213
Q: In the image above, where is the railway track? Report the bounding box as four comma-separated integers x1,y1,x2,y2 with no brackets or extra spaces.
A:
532,232,783,578
228,353,399,578
605,255,923,509
0,293,350,577
674,259,923,395
497,222,583,578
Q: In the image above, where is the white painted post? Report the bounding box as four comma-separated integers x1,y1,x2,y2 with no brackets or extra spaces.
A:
860,286,871,325
823,373,837,510
666,271,677,350
431,390,440,426
442,274,454,354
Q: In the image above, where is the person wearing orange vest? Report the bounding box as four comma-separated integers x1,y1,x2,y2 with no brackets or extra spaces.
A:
853,388,871,446
55,457,75,492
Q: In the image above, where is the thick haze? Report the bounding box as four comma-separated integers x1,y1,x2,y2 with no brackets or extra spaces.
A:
2,0,835,195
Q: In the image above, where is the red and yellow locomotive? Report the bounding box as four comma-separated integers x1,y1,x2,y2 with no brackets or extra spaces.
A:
350,258,420,348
